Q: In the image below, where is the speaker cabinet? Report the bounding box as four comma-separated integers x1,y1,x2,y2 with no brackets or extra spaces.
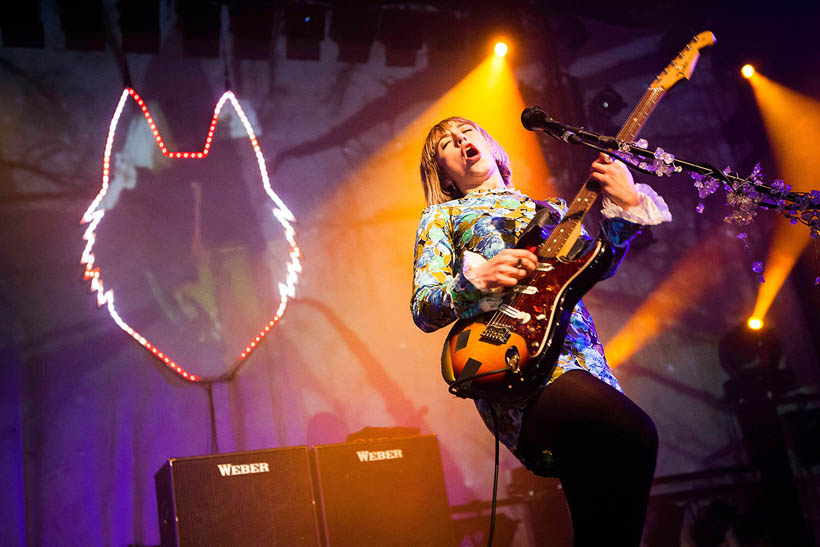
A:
313,435,454,546
155,446,320,547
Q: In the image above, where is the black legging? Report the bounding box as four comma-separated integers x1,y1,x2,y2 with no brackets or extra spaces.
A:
518,369,658,547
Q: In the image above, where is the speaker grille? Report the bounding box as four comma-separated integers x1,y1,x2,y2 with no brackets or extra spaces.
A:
314,435,453,546
155,446,320,547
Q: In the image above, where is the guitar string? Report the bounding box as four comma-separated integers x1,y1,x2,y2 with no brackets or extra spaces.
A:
482,87,665,336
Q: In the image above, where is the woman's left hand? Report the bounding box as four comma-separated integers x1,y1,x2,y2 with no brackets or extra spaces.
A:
589,153,640,210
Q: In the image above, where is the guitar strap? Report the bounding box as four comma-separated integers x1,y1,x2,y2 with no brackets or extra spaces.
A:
516,199,588,259
514,200,553,251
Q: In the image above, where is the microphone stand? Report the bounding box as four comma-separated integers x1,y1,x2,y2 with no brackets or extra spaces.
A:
529,118,820,223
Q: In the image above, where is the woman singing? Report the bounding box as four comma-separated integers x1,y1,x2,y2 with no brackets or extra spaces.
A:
411,116,671,546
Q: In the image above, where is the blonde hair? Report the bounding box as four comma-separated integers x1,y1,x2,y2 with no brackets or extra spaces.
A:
419,117,512,206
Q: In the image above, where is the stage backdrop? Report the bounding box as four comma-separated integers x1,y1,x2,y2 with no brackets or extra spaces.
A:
1,14,818,547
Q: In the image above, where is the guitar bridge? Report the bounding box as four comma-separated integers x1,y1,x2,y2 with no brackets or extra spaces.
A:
479,325,511,345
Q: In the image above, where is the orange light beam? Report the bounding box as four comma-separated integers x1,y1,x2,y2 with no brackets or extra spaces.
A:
326,54,555,210
747,72,819,322
606,231,728,368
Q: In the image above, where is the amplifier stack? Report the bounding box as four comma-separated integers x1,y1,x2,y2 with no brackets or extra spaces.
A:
155,435,453,546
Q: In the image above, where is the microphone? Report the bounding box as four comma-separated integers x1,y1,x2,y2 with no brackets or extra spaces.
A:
520,106,581,144
520,106,557,131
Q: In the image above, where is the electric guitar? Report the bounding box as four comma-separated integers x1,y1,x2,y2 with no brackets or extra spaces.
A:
441,31,716,402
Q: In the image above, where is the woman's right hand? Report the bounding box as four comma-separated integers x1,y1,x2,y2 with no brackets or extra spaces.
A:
472,249,538,292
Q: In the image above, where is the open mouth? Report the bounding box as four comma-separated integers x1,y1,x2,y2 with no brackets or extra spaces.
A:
464,144,480,160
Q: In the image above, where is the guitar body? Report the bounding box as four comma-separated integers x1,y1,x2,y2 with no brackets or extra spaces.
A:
442,238,614,402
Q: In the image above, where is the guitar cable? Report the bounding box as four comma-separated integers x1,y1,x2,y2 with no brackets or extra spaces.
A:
448,366,514,398
487,406,501,547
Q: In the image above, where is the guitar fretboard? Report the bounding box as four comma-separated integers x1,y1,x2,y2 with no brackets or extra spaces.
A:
537,86,665,260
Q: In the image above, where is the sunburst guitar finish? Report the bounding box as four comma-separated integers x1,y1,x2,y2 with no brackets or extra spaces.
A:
442,240,613,402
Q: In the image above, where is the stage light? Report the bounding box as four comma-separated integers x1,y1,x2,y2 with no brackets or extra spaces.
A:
118,0,160,54
590,86,627,121
228,0,276,60
494,42,508,57
379,10,426,67
719,322,785,383
177,0,221,58
284,3,326,60
747,317,763,330
57,0,106,51
425,11,466,68
742,64,755,79
330,6,378,63
1,0,44,48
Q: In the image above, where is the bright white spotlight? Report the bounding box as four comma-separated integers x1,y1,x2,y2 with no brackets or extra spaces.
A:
742,64,755,79
747,317,763,330
494,42,508,57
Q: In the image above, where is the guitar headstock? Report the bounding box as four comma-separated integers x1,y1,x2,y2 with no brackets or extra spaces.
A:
651,31,717,90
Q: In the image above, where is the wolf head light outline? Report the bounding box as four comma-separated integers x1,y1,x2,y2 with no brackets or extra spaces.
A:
81,88,302,382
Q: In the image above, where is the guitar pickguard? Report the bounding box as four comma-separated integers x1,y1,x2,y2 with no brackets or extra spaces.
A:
442,239,613,402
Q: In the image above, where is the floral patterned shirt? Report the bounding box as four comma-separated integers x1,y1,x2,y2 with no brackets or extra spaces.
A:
411,185,670,476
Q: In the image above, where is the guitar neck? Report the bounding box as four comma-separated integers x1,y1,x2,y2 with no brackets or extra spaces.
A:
537,86,666,260
616,86,665,142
